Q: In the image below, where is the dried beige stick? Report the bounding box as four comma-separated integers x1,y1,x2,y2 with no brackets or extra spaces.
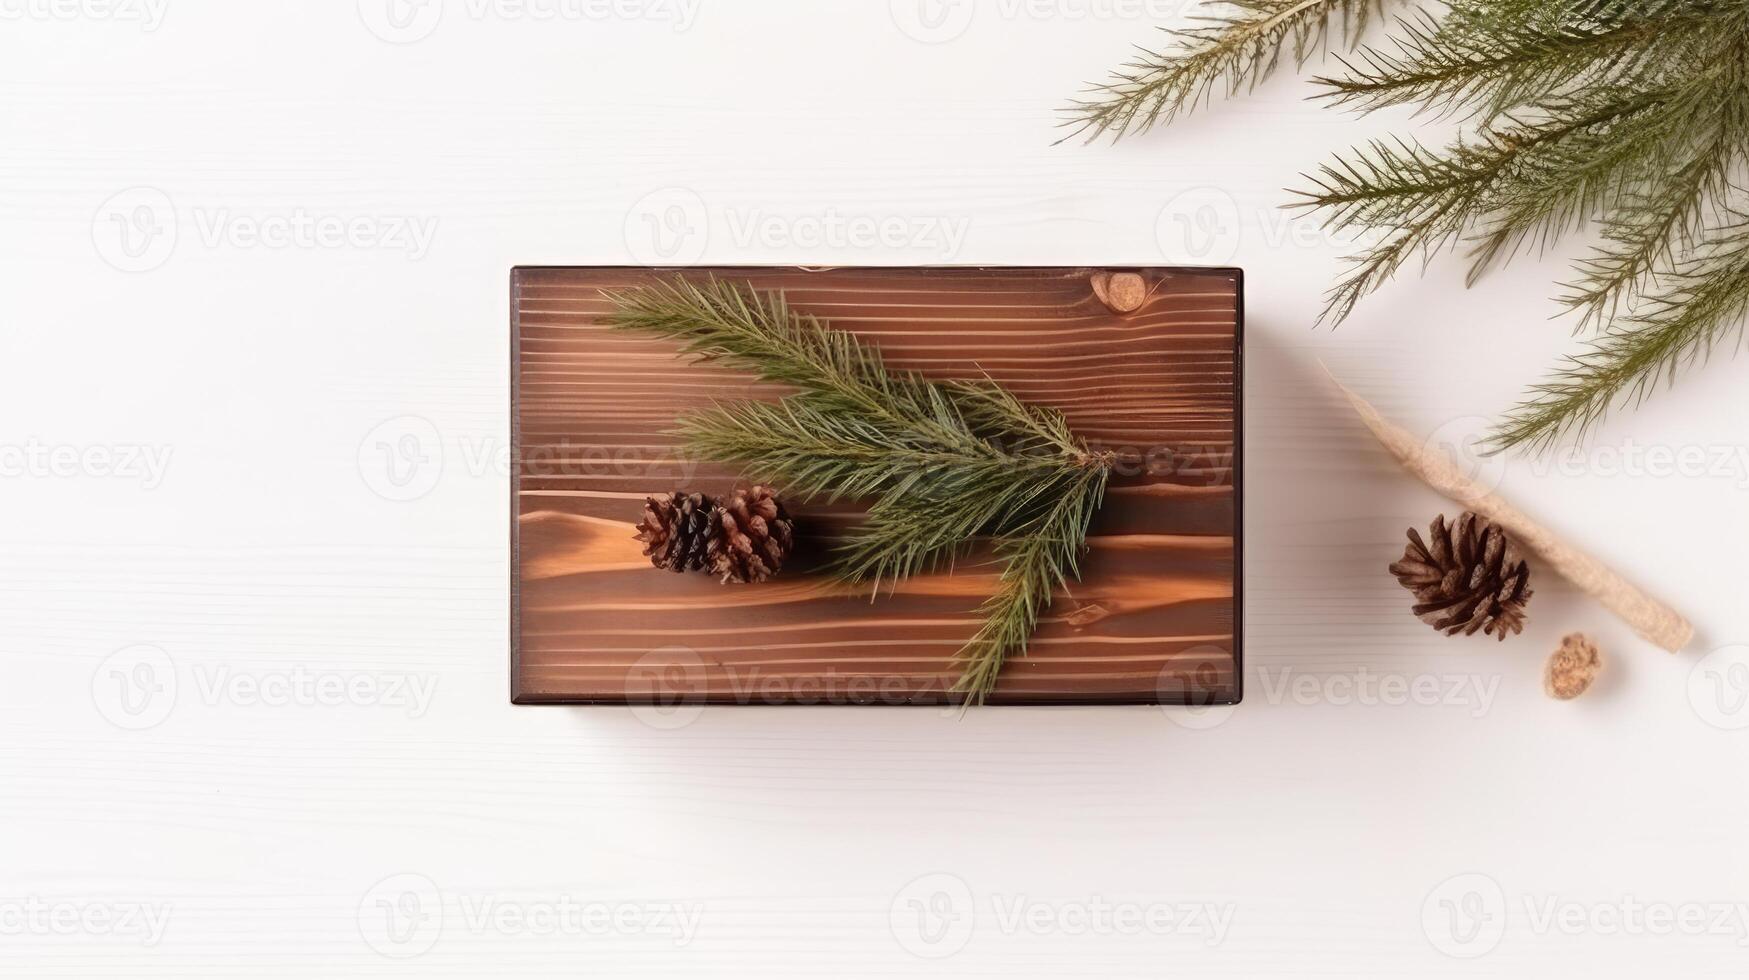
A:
1326,368,1693,653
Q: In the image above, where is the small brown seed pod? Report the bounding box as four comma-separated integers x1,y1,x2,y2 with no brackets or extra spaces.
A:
1545,633,1603,700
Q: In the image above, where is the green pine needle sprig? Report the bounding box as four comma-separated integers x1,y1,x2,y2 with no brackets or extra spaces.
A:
603,276,1121,704
1061,0,1388,143
952,467,1110,701
1068,0,1749,452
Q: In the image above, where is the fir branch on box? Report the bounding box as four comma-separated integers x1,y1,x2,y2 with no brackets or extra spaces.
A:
1066,0,1749,451
602,277,1122,704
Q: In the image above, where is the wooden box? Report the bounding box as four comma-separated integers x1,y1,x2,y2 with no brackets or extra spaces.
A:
511,267,1241,705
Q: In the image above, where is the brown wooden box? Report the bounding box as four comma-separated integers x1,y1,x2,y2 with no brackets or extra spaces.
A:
511,266,1242,705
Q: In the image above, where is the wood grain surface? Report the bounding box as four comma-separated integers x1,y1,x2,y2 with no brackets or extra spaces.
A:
512,266,1241,705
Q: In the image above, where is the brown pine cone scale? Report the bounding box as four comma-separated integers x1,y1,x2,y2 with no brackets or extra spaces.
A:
708,485,794,584
1389,511,1532,641
633,492,716,573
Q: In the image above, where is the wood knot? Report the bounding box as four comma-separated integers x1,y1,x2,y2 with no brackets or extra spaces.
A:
1063,603,1110,627
1090,271,1147,314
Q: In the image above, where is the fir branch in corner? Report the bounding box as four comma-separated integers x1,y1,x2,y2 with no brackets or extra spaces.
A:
1071,0,1749,449
1490,216,1749,452
1315,2,1712,121
1062,0,1389,143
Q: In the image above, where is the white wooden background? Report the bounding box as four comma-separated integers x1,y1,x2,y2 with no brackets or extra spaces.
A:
5,1,1749,976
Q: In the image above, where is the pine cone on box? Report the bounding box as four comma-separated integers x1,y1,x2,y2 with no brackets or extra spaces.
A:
708,485,794,584
1389,512,1533,640
633,492,716,573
